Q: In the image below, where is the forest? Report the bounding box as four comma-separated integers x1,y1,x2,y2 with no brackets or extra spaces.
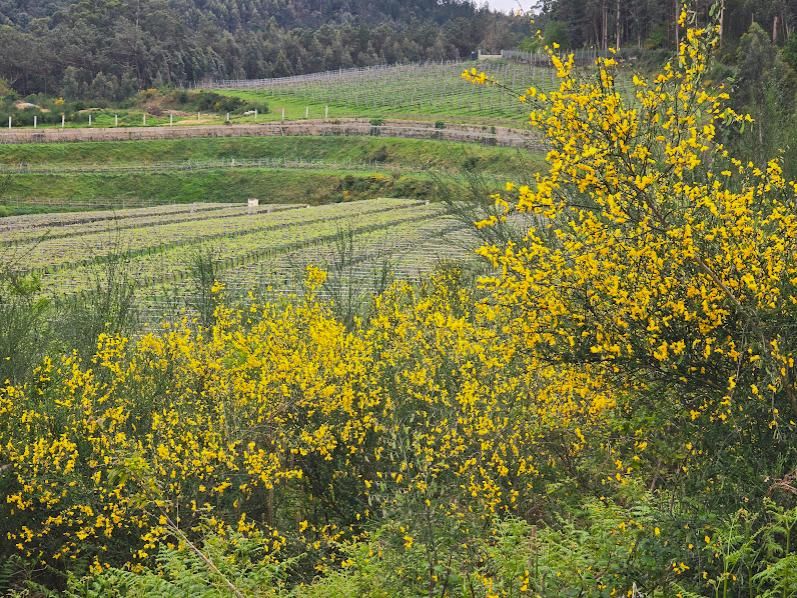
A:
536,0,797,52
0,0,529,99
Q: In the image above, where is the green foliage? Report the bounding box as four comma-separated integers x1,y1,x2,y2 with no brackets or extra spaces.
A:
727,23,797,178
65,531,291,598
783,33,797,72
0,1,531,100
0,267,49,383
55,253,139,359
543,20,570,48
141,89,269,116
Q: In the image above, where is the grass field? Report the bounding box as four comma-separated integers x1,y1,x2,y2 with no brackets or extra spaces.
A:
0,136,542,216
0,77,545,316
0,136,536,173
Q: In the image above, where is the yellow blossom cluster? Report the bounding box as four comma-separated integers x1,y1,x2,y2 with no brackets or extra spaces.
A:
461,67,494,86
469,16,797,440
0,270,613,567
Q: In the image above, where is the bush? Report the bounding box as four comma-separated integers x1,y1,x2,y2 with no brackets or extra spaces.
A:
368,145,390,163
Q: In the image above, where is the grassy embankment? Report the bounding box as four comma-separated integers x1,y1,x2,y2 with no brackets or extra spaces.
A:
0,136,543,215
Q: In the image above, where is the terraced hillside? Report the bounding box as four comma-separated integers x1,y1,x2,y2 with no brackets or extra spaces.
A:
0,136,542,216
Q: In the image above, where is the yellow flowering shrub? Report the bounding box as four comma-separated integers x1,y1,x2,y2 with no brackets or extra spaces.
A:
0,270,614,573
473,16,797,472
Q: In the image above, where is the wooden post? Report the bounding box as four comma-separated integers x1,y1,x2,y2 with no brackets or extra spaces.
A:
170,114,174,126
281,108,285,121
143,113,147,126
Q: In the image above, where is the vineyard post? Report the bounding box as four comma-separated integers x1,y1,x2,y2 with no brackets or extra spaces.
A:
254,109,258,120
143,113,147,126
170,114,174,126
226,112,230,123
61,114,65,128
33,116,37,129
89,114,92,127
115,114,118,127
7,116,10,129
281,108,285,120
325,105,329,119
305,106,309,119
197,112,201,121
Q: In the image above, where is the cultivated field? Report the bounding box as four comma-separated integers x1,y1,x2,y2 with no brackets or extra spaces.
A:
206,60,637,126
3,198,482,320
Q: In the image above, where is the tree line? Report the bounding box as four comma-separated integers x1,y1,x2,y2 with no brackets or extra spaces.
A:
0,0,530,100
535,0,797,52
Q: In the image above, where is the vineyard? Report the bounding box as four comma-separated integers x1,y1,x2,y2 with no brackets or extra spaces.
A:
208,60,636,125
4,198,485,320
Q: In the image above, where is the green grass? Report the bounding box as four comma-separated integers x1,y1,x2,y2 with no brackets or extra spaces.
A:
209,61,558,127
0,135,543,215
0,136,539,175
1,168,427,209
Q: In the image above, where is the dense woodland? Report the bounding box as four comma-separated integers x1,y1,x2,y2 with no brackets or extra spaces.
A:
533,0,797,176
0,0,529,99
537,0,797,52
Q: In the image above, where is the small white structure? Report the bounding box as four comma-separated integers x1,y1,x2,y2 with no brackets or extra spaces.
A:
477,50,503,61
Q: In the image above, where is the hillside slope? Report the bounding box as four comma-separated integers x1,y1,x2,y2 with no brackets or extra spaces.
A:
0,0,530,98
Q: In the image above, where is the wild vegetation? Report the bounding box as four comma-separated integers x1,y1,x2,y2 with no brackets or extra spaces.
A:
7,1,797,596
3,6,797,596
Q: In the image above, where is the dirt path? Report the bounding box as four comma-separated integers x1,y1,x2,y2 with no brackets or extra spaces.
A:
0,118,543,150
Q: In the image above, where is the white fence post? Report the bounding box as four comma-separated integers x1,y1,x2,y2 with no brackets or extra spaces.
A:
7,116,10,129
89,114,92,127
61,114,65,128
33,115,37,129
143,113,147,126
115,114,119,127
281,108,285,121
170,114,174,126
325,105,329,119
305,106,309,119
